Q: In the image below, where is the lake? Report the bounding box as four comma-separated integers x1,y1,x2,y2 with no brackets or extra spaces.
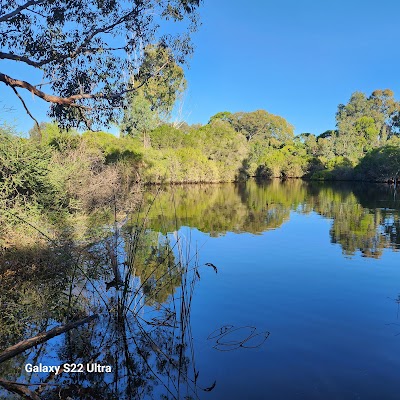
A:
1,179,400,399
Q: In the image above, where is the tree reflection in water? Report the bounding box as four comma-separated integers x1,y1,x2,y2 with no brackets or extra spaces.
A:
1,180,400,399
140,180,400,257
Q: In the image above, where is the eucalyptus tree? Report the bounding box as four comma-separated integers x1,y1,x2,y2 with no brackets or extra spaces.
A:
230,110,294,146
335,89,400,159
121,44,187,142
0,0,201,131
133,44,187,119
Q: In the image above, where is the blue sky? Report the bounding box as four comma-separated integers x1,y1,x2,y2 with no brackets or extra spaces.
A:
182,0,400,134
2,0,400,135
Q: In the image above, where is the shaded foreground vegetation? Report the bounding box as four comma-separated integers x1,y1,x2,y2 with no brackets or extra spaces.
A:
0,195,218,399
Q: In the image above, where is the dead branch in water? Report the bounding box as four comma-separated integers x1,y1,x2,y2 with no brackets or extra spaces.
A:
0,314,98,364
0,378,41,400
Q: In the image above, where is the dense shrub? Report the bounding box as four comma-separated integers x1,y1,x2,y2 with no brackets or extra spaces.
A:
311,156,354,181
0,130,62,209
82,131,143,164
355,146,400,182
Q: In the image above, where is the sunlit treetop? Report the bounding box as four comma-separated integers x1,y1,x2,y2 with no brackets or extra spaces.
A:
0,0,201,130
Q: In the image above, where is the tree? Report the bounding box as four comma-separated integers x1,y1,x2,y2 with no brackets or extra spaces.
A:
335,89,400,160
134,44,187,120
231,110,294,145
0,0,201,130
355,146,400,182
368,89,400,139
295,133,318,156
120,94,157,146
120,44,187,141
208,111,233,124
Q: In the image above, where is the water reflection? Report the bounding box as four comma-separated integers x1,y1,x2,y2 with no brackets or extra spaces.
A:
1,180,400,399
0,218,215,399
142,180,400,258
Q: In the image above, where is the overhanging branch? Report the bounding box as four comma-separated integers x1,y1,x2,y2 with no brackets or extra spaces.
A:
0,0,46,23
0,60,170,108
9,86,41,133
0,51,41,67
0,72,91,106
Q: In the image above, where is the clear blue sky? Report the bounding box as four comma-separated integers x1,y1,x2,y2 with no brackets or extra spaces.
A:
2,0,400,135
182,0,400,134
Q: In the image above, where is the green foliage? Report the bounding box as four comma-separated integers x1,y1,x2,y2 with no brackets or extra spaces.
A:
0,131,62,209
142,119,247,182
121,94,158,140
3,86,400,222
335,89,400,161
121,44,187,139
253,146,286,178
143,147,220,183
231,110,294,145
208,111,233,124
311,156,353,181
136,44,187,119
355,146,400,181
193,120,248,177
130,231,182,306
0,0,201,129
82,131,142,164
149,125,187,149
30,122,80,151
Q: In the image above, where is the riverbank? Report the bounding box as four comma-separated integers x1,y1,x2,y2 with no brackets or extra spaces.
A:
1,121,399,243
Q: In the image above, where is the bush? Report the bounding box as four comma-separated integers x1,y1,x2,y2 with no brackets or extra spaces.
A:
355,146,400,181
30,122,81,151
82,131,142,164
311,170,334,181
142,148,220,183
49,142,130,211
0,131,62,209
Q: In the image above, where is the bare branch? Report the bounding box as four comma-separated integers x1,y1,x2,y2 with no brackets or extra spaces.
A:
0,379,41,400
0,0,46,23
0,51,41,67
0,72,92,106
25,7,47,18
9,86,41,134
0,314,98,363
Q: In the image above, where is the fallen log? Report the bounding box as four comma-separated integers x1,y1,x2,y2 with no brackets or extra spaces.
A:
0,314,98,364
0,378,41,400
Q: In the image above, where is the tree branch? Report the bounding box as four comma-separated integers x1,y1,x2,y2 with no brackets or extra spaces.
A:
0,314,98,364
70,6,141,59
0,45,126,69
0,379,41,400
9,86,41,134
0,0,46,23
0,51,41,67
0,72,92,106
0,63,168,108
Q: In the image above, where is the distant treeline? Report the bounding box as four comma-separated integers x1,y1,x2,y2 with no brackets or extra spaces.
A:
32,89,400,183
1,89,400,223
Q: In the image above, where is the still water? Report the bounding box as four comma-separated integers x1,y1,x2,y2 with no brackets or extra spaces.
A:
1,180,400,399
147,180,400,399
